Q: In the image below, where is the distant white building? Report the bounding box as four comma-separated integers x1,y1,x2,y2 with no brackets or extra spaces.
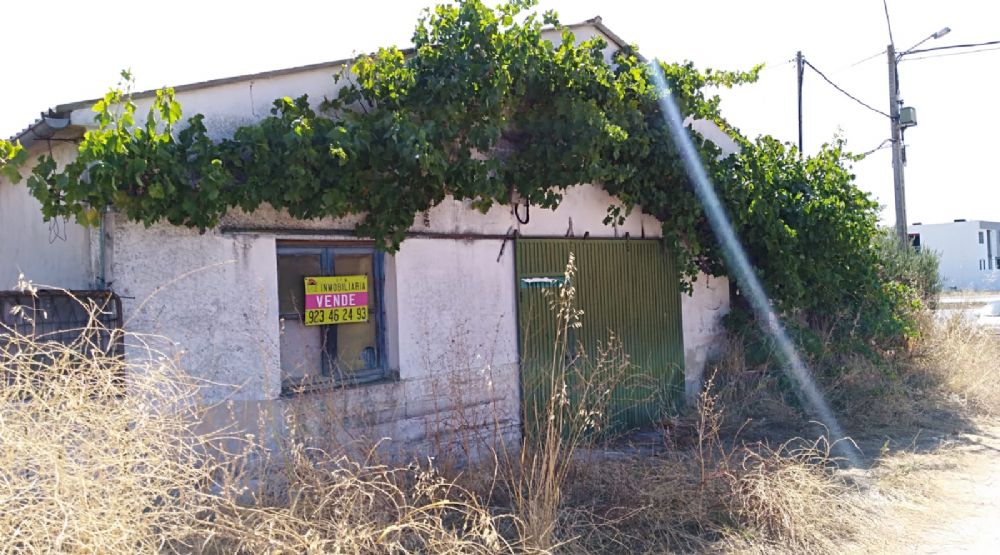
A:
908,220,1000,291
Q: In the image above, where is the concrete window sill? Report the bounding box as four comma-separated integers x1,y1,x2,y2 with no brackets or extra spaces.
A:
279,369,401,398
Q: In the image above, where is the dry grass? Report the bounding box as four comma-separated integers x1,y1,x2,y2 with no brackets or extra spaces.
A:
705,310,1000,434
7,275,970,554
552,386,869,554
909,313,1000,415
0,291,517,554
498,253,638,551
202,449,518,554
699,337,803,434
722,437,867,553
0,303,225,553
818,313,1000,430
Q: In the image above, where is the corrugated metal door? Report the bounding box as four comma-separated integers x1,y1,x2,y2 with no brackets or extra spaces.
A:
516,239,685,435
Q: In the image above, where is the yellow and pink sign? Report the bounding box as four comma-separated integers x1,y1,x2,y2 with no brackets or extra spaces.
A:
303,275,369,326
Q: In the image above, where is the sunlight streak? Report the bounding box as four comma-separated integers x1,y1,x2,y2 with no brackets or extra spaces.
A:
649,60,862,467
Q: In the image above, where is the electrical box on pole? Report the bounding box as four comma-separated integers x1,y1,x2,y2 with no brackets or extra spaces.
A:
899,106,917,128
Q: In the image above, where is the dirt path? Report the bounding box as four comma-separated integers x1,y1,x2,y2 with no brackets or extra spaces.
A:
859,424,1000,554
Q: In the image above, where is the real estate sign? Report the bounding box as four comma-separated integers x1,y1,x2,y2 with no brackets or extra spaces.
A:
303,275,369,326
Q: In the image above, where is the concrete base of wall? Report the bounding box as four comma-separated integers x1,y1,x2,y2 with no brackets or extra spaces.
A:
681,275,730,404
194,362,522,468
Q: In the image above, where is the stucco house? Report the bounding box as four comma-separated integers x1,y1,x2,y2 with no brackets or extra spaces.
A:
1,18,730,455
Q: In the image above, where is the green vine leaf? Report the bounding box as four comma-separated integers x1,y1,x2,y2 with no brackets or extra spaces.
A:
0,139,27,183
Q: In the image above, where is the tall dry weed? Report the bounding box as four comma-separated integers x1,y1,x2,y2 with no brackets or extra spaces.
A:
203,447,518,554
555,385,869,554
0,295,229,553
910,313,1000,415
724,435,866,552
501,253,640,551
0,275,887,554
701,336,803,434
0,289,517,554
826,312,1000,428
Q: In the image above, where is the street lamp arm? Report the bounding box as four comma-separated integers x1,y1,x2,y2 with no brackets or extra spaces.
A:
898,27,952,59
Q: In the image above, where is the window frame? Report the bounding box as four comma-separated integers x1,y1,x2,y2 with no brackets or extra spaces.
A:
276,241,388,394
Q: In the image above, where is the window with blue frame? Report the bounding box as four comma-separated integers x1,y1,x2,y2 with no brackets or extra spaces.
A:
276,241,386,393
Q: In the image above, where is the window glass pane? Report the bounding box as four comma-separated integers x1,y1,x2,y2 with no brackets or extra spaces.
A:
280,317,324,382
331,253,379,377
278,254,321,316
278,253,323,385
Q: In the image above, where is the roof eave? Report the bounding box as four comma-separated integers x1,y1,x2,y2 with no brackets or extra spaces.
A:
577,16,644,61
12,111,85,151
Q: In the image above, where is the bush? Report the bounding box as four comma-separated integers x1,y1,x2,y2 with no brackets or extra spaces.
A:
874,228,942,307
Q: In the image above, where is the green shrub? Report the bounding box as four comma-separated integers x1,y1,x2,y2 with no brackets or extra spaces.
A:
874,228,941,307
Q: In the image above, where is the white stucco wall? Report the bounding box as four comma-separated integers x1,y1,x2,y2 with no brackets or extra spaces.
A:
0,142,94,290
909,221,1000,291
111,218,281,402
106,182,728,455
112,215,524,456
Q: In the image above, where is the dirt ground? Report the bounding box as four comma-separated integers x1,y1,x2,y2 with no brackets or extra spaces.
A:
851,420,1000,554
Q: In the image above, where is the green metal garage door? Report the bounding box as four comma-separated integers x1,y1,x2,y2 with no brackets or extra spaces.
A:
517,239,685,436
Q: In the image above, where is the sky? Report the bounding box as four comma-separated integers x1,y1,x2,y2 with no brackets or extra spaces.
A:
3,0,998,226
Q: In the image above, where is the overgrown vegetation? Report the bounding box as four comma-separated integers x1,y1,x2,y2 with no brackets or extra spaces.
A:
0,297,219,552
0,279,876,554
909,313,1000,416
719,226,941,420
874,227,942,307
0,0,928,345
2,248,997,553
710,307,1000,446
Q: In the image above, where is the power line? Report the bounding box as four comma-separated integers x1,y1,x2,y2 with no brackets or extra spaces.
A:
757,57,796,73
860,138,892,158
904,45,1000,62
843,48,887,70
768,58,796,70
906,39,1000,56
802,59,890,118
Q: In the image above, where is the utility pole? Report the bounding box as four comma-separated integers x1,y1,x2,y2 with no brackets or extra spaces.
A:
887,44,908,249
796,51,804,153
885,27,950,249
